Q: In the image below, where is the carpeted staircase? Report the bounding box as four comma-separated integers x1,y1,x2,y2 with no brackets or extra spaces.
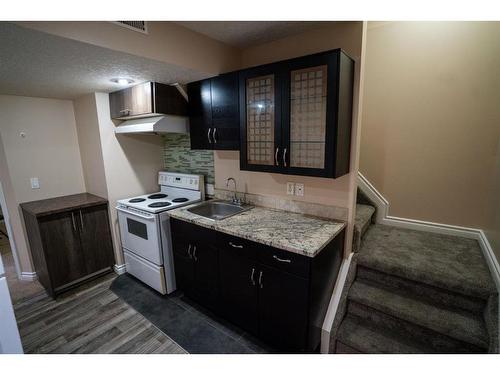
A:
330,191,498,354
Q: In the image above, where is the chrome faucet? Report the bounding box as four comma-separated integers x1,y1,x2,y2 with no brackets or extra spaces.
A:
225,177,241,205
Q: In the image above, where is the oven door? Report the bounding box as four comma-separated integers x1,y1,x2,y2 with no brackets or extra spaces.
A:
116,207,163,265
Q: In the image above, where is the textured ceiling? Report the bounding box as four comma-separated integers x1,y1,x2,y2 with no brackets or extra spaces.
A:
0,23,209,100
176,21,331,48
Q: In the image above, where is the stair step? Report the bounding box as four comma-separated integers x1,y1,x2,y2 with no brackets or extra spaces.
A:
353,204,376,252
357,265,485,314
358,225,496,299
347,300,485,353
349,280,489,349
336,315,427,353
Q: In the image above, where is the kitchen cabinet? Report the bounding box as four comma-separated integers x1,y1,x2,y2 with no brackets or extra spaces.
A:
240,49,354,178
170,218,345,352
21,193,115,298
187,72,240,150
109,81,188,120
170,219,218,309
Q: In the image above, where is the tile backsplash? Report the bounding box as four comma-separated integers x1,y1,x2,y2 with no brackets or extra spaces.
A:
163,133,214,185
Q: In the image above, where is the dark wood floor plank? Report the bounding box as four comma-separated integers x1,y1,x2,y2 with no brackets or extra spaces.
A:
14,274,186,354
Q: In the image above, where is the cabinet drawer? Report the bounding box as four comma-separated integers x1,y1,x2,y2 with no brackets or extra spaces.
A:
170,219,215,244
257,245,310,279
216,232,257,259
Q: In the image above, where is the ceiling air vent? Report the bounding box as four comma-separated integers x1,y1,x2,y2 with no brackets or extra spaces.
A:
113,21,148,34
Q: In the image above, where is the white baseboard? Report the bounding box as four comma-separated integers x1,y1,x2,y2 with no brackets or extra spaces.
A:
321,252,354,354
19,271,37,281
113,264,127,275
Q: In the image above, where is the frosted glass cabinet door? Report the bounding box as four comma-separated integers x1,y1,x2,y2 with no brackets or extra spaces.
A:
289,65,328,169
246,75,275,166
239,63,283,173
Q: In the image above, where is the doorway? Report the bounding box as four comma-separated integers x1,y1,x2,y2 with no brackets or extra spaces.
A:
0,180,44,304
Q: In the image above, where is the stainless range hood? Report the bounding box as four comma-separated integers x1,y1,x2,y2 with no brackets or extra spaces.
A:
114,115,189,135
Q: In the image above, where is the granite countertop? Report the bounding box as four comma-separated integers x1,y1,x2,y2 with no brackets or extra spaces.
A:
20,193,108,217
168,202,346,258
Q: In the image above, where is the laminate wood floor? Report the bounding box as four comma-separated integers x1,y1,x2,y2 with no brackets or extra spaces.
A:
13,273,187,354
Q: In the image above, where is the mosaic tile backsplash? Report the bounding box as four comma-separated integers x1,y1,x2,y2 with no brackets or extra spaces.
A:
163,133,214,185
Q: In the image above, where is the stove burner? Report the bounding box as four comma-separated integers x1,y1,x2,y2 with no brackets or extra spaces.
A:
172,198,189,203
129,198,146,203
148,202,171,208
148,193,168,199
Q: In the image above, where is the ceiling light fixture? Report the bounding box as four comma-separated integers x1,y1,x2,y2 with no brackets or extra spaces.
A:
111,78,134,85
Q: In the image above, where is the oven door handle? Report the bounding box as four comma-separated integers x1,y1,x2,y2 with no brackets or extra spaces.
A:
116,207,156,221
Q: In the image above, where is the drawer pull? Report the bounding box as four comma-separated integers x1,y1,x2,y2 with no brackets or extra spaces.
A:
229,242,243,249
250,268,256,286
273,255,291,263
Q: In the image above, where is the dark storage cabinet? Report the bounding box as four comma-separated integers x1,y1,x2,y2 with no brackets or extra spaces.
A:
187,72,240,150
170,218,345,352
21,193,115,298
240,49,354,178
109,81,188,120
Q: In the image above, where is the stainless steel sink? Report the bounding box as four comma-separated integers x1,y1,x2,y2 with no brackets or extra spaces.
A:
186,200,253,220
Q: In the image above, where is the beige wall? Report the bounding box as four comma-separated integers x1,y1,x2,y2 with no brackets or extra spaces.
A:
94,93,165,265
17,21,241,75
0,95,86,273
485,138,500,260
214,22,366,254
73,94,108,198
360,22,500,234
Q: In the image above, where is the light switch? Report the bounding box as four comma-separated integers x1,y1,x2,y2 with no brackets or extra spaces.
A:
30,177,40,189
295,183,304,197
286,182,295,195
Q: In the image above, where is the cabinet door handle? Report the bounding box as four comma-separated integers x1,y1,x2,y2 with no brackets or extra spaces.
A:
275,147,279,166
213,127,217,143
193,246,198,261
79,210,84,231
283,148,287,167
207,128,212,144
229,242,243,249
258,271,263,289
250,268,256,286
273,255,291,263
187,244,192,259
119,109,130,115
71,212,76,231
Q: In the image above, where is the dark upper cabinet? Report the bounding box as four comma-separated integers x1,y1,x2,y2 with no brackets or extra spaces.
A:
109,82,188,120
239,63,285,173
188,72,240,150
20,194,115,298
240,49,354,178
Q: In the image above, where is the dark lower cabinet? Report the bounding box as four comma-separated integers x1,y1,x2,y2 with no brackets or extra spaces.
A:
21,194,115,298
257,264,309,351
170,219,218,310
171,218,345,352
219,247,259,335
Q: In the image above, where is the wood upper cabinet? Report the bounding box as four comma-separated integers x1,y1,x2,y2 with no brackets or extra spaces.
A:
21,194,115,298
109,82,188,120
188,72,240,150
240,49,354,178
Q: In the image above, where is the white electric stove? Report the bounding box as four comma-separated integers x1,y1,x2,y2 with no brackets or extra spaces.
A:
116,172,204,294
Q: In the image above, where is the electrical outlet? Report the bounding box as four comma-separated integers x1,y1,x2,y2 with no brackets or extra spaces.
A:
30,177,40,189
295,183,304,197
286,182,295,195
